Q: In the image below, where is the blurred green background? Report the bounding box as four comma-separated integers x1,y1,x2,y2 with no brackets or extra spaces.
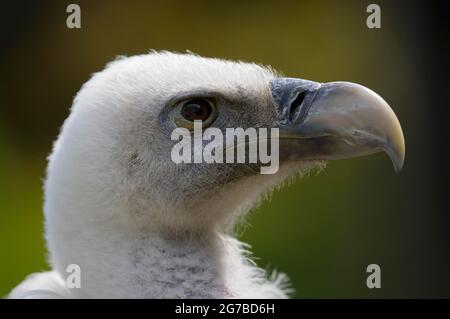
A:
1,0,449,298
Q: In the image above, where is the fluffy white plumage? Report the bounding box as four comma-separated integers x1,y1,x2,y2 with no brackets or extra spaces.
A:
9,52,318,299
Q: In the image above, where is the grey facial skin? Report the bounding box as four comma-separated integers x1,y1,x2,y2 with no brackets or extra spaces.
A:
271,78,405,172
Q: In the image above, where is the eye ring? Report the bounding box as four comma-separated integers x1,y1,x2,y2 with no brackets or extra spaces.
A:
172,98,218,130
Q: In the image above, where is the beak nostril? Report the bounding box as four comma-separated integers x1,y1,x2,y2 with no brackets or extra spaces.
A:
288,91,306,122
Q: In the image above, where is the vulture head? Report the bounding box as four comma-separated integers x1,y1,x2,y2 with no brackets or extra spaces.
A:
12,52,405,298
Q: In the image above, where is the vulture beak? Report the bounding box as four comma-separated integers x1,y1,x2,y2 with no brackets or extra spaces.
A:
271,78,405,172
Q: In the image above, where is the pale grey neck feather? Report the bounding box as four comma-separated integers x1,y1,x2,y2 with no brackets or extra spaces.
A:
74,230,289,298
82,232,231,298
10,224,289,298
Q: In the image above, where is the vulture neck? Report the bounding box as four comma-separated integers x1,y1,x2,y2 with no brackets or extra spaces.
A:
59,222,238,298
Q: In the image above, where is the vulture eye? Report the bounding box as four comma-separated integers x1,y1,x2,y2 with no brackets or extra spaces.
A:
181,99,212,122
172,98,218,129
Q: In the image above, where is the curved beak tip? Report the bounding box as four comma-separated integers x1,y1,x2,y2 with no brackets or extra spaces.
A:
386,145,405,173
272,78,406,173
384,134,405,173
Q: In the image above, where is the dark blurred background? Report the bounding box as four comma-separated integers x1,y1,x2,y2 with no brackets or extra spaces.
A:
1,0,449,298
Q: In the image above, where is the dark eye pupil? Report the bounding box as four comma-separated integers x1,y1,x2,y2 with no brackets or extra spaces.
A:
181,99,212,122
